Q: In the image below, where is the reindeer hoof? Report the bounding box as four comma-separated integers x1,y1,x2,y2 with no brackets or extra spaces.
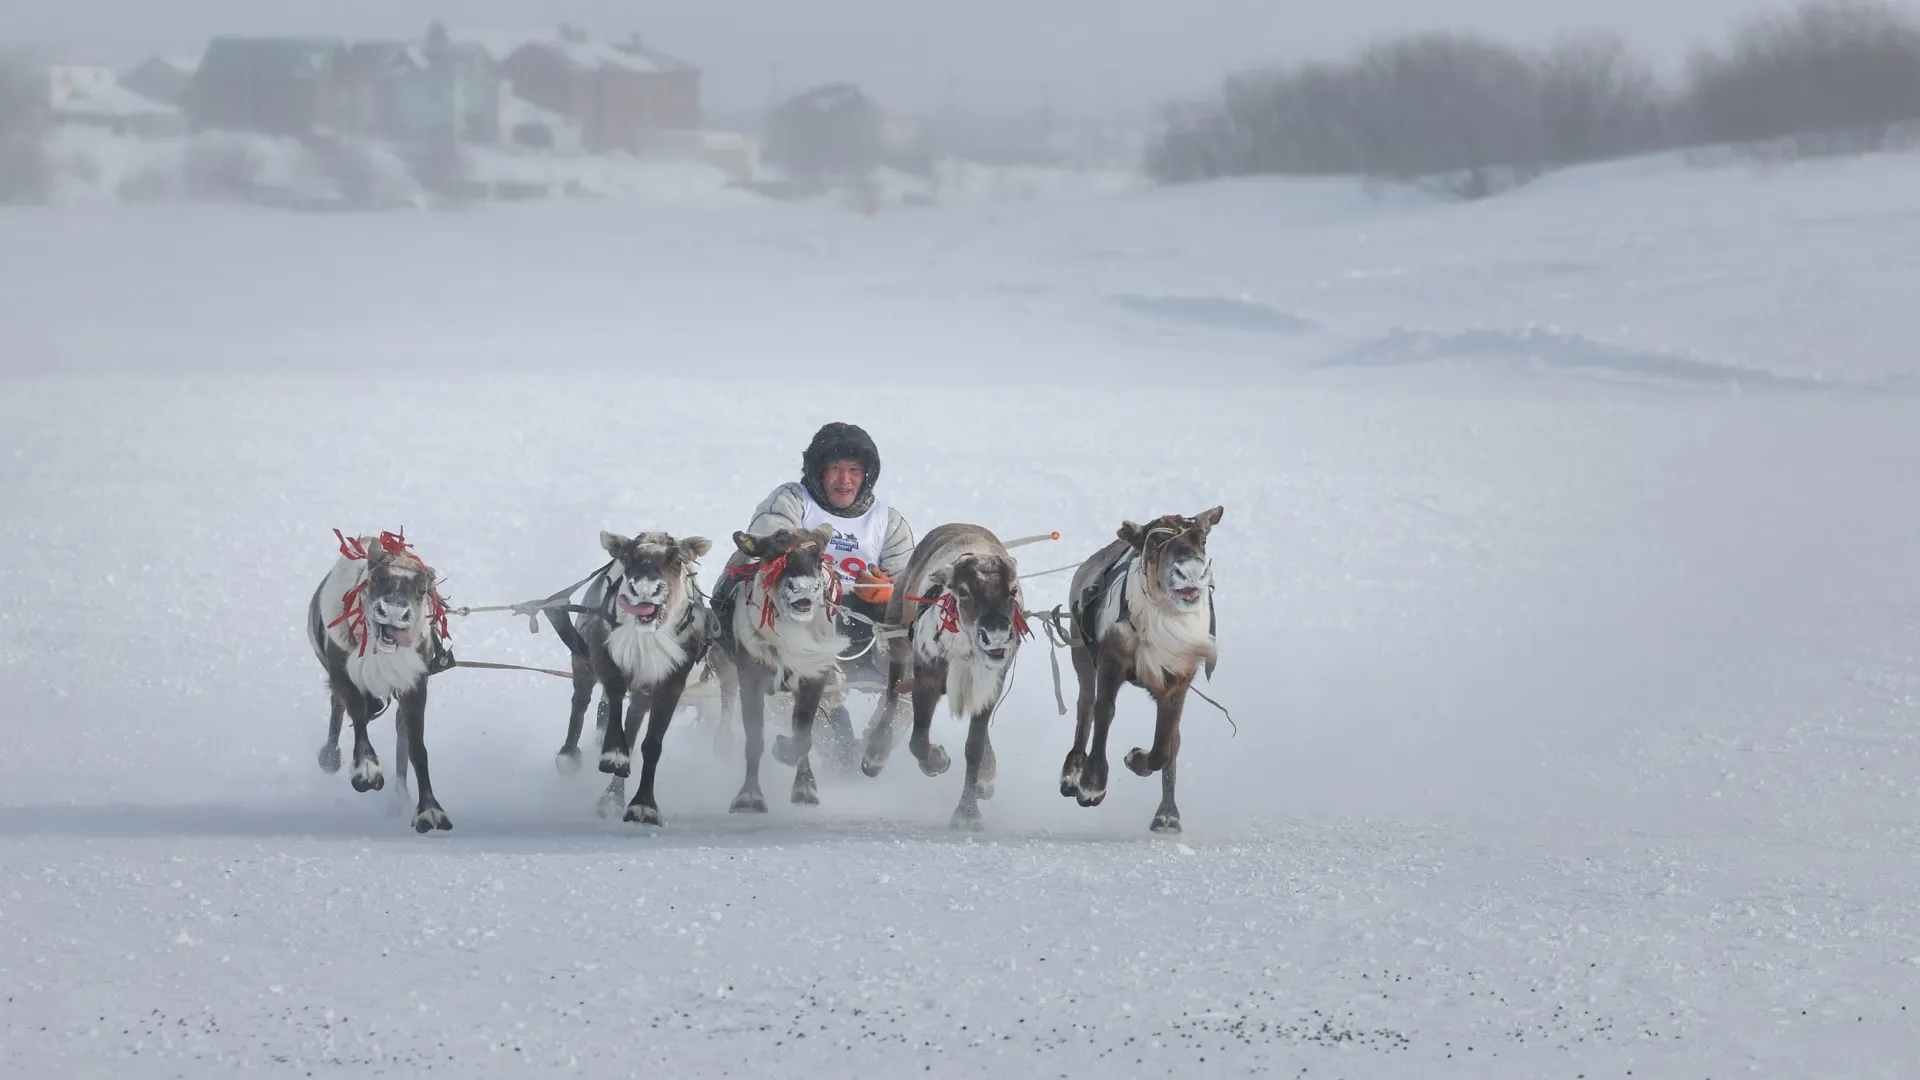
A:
598,750,630,778
623,804,663,826
950,803,984,831
350,757,384,793
771,734,806,767
555,747,582,775
1074,757,1108,806
860,753,886,778
1059,752,1086,798
317,744,342,773
1150,808,1182,834
730,787,768,814
411,805,452,833
1125,748,1155,777
918,744,951,777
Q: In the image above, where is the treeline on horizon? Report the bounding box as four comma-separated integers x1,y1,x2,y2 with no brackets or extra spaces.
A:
1148,0,1920,196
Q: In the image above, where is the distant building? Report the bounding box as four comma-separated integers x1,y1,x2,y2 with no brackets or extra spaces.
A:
491,26,700,152
499,92,583,153
0,55,181,138
120,54,199,106
56,80,183,138
184,37,351,136
337,30,501,144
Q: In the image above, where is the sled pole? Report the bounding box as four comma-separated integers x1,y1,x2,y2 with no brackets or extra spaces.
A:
1003,531,1061,550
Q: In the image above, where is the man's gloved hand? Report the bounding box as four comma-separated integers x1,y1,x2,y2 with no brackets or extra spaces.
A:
854,567,893,604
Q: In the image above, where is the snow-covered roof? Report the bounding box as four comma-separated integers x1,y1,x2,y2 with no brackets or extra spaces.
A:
472,30,694,74
55,80,179,118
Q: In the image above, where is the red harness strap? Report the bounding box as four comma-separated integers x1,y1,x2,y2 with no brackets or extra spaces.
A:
907,591,961,635
906,591,1034,642
730,551,838,629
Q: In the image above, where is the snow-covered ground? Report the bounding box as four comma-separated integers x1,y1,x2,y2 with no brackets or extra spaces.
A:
3,151,1919,1077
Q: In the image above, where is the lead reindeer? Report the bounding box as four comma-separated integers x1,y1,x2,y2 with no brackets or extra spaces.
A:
709,525,848,812
307,530,455,834
1059,507,1223,833
861,524,1028,829
550,530,713,825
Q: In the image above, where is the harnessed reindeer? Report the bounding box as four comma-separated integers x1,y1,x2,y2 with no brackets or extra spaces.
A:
861,524,1030,829
708,525,848,812
549,531,714,825
307,530,456,833
1059,507,1223,833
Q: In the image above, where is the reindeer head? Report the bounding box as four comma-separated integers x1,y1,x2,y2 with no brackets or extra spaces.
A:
1119,506,1223,614
928,552,1023,664
601,530,711,631
361,540,436,653
733,524,835,624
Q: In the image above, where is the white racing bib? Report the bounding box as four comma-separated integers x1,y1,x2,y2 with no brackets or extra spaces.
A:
799,486,889,583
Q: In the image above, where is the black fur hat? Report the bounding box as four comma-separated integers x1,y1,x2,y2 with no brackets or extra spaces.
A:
802,422,881,517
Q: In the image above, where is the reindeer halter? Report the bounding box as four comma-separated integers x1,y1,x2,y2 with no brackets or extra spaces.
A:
328,528,451,657
729,549,841,629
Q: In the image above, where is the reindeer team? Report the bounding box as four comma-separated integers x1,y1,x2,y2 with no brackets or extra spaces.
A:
308,424,1224,837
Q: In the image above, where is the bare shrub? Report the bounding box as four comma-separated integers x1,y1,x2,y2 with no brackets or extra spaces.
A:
1147,31,1577,197
1538,33,1672,164
1685,0,1920,153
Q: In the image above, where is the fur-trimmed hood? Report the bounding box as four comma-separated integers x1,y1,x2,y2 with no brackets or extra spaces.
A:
800,422,881,519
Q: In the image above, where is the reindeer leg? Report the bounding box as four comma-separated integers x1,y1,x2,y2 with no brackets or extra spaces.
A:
977,735,998,801
711,657,740,760
905,662,951,777
327,664,385,793
318,690,345,773
730,662,769,813
389,710,412,817
556,656,592,774
788,678,826,805
1076,653,1124,807
772,671,828,767
600,688,647,818
1059,646,1097,799
860,645,909,777
624,678,684,826
950,708,993,831
1126,674,1190,777
398,683,450,832
595,671,631,779
1151,757,1182,834
1129,676,1190,832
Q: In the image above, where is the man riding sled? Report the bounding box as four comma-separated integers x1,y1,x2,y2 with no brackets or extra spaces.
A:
712,421,915,767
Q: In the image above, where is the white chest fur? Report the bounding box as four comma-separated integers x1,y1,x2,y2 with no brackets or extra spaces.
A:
913,603,1013,719
606,618,690,689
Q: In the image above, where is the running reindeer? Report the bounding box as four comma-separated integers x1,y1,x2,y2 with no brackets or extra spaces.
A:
1059,507,1223,833
550,531,714,825
708,525,848,812
308,530,455,833
861,524,1028,829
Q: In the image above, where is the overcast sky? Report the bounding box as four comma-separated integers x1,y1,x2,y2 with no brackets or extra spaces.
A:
17,0,1920,116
